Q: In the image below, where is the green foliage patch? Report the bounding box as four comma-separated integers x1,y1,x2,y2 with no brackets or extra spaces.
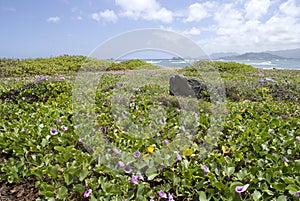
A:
0,57,300,200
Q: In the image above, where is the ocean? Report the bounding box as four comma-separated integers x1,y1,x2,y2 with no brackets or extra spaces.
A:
143,58,300,70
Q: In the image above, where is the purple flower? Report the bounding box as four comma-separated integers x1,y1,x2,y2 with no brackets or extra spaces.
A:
235,184,249,194
227,120,232,124
61,125,68,131
79,138,84,142
113,148,121,155
130,175,138,184
133,150,141,158
158,190,167,198
163,139,168,146
133,87,140,91
176,154,182,162
22,128,29,133
137,172,144,181
130,102,135,107
284,157,289,163
124,166,132,174
83,189,92,198
296,136,300,143
118,161,125,168
50,128,58,135
56,118,61,123
77,97,81,101
176,108,180,113
168,193,174,201
130,94,135,99
148,124,152,129
294,191,300,197
138,118,142,122
202,165,210,173
150,198,155,201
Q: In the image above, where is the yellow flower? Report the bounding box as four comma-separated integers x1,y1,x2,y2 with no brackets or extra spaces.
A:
147,145,155,153
222,145,230,154
184,149,193,156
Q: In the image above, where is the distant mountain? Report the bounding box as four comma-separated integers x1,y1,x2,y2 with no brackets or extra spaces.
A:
209,52,238,59
265,48,300,59
220,52,285,60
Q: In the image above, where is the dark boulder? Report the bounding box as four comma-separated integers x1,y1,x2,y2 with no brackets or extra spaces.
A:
169,75,209,100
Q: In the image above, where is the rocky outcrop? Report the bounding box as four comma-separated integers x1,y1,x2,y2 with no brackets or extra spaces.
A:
169,75,209,100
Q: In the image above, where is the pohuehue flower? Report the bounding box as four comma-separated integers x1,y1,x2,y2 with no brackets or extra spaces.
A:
235,184,249,194
118,161,125,168
284,157,289,163
294,190,300,197
296,136,300,143
78,138,84,142
137,172,144,181
130,175,138,184
130,102,135,107
158,190,167,198
176,108,180,112
124,166,132,174
83,189,92,198
56,118,61,123
149,198,155,201
176,154,182,162
202,165,210,173
61,125,68,131
113,148,121,155
133,150,141,158
50,128,58,135
163,139,168,146
168,193,175,201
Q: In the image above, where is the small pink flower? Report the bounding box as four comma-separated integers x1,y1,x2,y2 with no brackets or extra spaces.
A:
235,184,249,194
158,190,167,198
284,157,289,163
130,175,138,185
137,172,144,181
61,125,68,131
83,189,92,198
296,136,300,143
202,165,210,173
56,118,61,123
79,138,84,142
176,154,182,162
50,128,58,135
113,148,121,155
133,150,141,158
163,139,168,146
118,161,125,168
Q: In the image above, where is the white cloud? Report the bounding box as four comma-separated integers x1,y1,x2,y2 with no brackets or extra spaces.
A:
185,2,215,22
47,16,61,23
182,27,201,35
279,0,300,17
198,0,300,54
115,0,173,23
245,0,271,20
91,9,118,23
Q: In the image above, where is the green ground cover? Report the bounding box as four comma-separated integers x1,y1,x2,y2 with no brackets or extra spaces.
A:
0,56,299,200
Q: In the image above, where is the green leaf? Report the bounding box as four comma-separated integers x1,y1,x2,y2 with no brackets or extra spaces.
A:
277,195,287,201
252,190,262,201
199,191,207,201
56,186,68,199
224,166,235,177
79,168,89,181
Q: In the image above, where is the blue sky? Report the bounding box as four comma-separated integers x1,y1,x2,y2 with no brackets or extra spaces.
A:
1,0,300,58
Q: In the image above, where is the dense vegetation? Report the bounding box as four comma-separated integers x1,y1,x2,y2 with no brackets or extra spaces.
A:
0,56,299,200
0,55,157,77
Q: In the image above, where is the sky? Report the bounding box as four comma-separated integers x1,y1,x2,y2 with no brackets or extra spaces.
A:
1,0,300,58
